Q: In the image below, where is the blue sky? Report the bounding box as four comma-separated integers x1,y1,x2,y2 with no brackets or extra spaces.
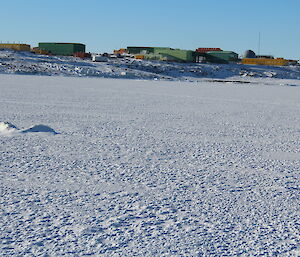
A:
1,0,299,59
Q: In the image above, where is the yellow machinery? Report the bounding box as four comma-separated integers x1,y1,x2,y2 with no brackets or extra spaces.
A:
114,48,127,55
242,58,289,66
134,54,145,59
31,47,49,55
0,44,31,52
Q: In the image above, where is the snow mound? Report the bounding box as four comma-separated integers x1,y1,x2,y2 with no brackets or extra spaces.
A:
21,124,58,134
0,122,58,135
0,121,19,134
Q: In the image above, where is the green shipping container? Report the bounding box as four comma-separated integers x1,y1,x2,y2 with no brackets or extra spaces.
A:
38,43,86,56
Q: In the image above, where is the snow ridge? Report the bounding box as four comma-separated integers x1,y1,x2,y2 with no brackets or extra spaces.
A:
0,49,300,81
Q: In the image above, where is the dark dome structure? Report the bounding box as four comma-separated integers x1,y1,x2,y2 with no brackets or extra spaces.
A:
244,50,256,58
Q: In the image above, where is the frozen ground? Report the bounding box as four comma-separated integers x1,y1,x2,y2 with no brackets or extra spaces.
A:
0,49,300,82
0,74,300,256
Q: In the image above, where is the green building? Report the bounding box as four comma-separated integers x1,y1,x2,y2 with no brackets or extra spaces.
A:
38,43,86,56
127,46,155,54
128,46,199,62
153,48,196,62
205,51,239,63
127,46,238,63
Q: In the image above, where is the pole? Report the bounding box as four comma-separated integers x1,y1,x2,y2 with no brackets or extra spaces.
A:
258,32,261,56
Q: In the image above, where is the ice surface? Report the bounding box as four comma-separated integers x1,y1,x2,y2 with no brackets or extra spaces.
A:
0,74,299,256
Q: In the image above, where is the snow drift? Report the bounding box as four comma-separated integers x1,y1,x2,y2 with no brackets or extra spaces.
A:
0,121,58,135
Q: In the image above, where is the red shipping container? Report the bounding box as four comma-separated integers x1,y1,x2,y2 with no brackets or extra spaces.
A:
74,52,91,58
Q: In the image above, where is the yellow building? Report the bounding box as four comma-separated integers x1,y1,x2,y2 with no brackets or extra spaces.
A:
242,58,289,66
0,43,31,52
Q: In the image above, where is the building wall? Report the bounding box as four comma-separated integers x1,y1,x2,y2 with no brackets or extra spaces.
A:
0,44,31,51
242,58,289,66
153,48,195,62
143,54,164,61
128,47,197,62
127,47,155,54
205,51,239,63
38,43,85,56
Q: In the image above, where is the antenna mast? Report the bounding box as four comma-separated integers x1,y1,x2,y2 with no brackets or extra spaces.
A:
258,32,261,56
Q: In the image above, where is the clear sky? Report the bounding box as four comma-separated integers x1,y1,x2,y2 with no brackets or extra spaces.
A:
1,0,299,59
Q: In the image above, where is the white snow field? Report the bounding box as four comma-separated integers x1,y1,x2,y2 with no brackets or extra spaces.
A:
0,74,300,256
